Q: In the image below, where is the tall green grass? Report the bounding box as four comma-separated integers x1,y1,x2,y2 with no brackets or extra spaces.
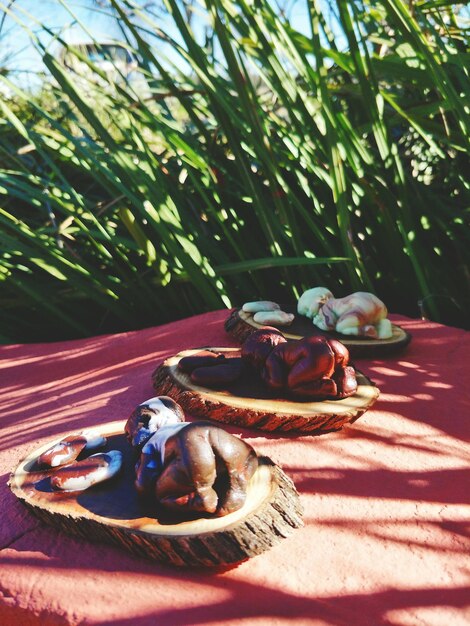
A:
0,0,468,342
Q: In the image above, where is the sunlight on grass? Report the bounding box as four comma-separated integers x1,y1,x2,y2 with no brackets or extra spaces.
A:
0,0,468,341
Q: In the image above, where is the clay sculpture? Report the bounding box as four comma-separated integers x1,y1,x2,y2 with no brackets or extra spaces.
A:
241,327,287,369
262,336,357,399
242,330,357,400
126,397,258,517
178,351,244,387
242,301,294,327
125,395,185,449
174,329,357,401
50,451,123,491
298,288,392,339
37,429,123,492
38,430,106,468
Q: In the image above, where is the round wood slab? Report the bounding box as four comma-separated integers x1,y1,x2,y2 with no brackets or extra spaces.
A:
152,348,379,434
9,421,302,568
225,307,411,357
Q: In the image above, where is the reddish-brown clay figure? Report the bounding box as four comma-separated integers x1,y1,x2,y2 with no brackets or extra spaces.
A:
50,451,123,491
262,336,357,400
178,350,245,387
177,350,226,374
189,358,244,387
38,430,106,468
241,328,287,369
134,419,258,517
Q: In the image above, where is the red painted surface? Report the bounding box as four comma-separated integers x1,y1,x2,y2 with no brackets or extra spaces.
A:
0,311,469,626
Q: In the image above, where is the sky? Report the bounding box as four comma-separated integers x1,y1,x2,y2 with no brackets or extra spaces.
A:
0,0,315,91
0,1,128,88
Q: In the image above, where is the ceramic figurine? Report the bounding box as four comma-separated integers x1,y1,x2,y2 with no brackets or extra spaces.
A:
298,287,393,339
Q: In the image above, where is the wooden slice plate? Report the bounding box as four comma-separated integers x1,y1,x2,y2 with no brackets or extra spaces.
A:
9,421,303,568
152,348,379,434
225,307,411,357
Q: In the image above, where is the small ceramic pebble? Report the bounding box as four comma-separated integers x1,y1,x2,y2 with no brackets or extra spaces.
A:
50,451,123,491
253,310,295,326
38,430,106,468
178,351,225,373
242,301,281,313
190,358,244,386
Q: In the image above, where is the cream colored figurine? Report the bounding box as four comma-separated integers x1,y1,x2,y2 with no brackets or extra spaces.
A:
298,288,393,339
297,287,334,319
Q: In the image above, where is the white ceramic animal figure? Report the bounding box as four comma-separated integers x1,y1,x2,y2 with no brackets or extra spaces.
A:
297,287,334,319
313,291,393,339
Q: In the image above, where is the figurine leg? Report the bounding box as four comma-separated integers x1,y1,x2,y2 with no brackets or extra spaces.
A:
262,351,288,390
359,324,378,338
135,453,161,494
157,485,218,513
216,452,258,517
335,314,361,336
332,365,358,398
155,441,218,514
290,376,337,399
376,318,393,339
